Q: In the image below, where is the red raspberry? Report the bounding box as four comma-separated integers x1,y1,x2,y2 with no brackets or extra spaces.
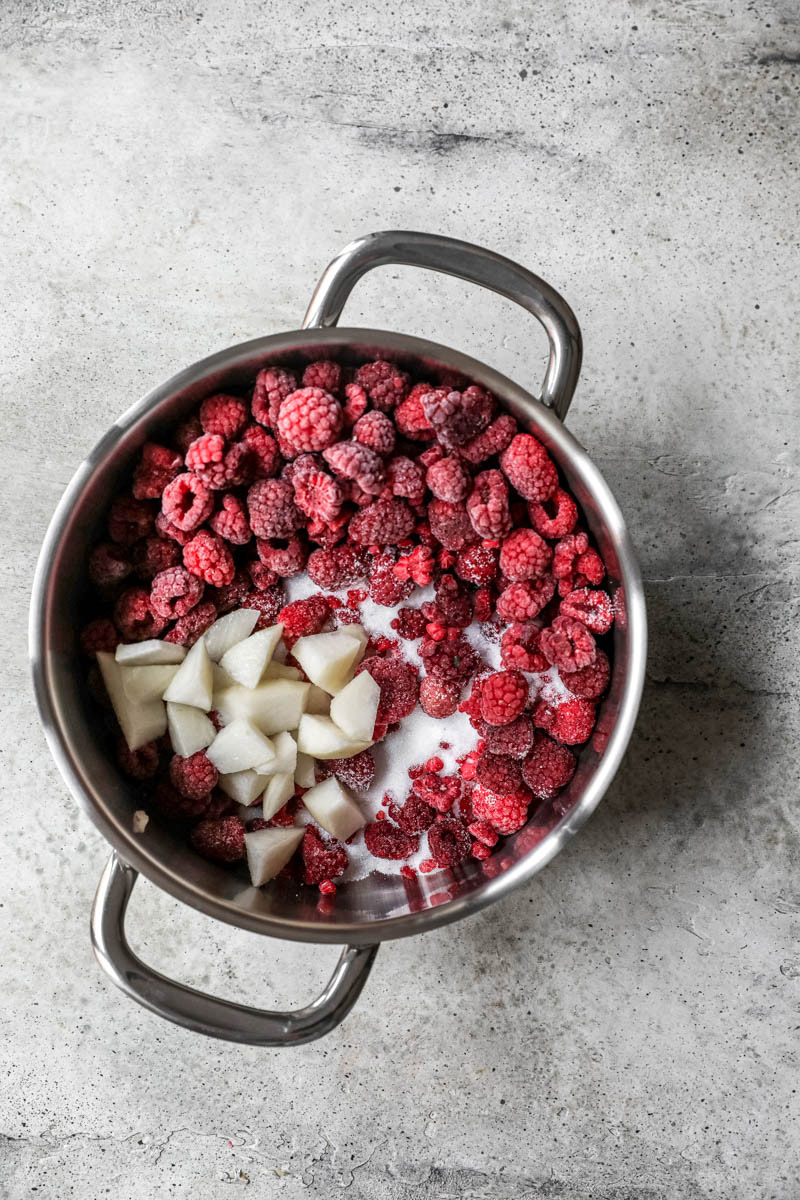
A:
364,820,419,860
342,382,369,425
482,713,534,760
428,499,479,551
473,586,494,623
256,534,308,578
394,545,435,587
561,648,611,699
390,606,427,640
560,587,614,634
522,732,577,798
183,530,235,588
533,697,596,745
454,542,498,585
169,750,219,800
323,440,385,494
348,498,415,546
353,410,396,457
480,669,528,726
306,510,351,549
412,773,461,813
426,455,470,502
278,595,331,638
393,793,436,833
499,528,552,581
552,532,589,580
466,469,511,539
209,494,251,545
460,413,518,464
307,544,366,589
369,553,414,607
211,569,251,613
317,750,376,791
277,387,342,452
539,615,596,672
247,478,302,539
248,560,279,590
116,735,159,780
89,542,132,589
199,393,247,439
108,496,155,545
239,586,286,630
150,565,205,619
419,676,460,717
155,510,191,546
385,456,426,505
198,442,254,490
292,469,344,523
161,473,214,532
164,599,217,646
500,622,548,672
252,366,297,429
189,816,246,863
354,360,410,411
81,618,117,658
500,433,558,502
476,751,523,795
468,819,499,847
355,656,419,723
419,633,478,685
240,424,281,479
185,432,224,474
132,536,182,581
427,817,472,867
152,779,210,822
394,383,438,439
496,577,556,622
422,386,492,449
471,785,530,835
528,487,578,538
303,360,342,393
173,416,203,456
114,587,166,641
132,443,182,500
575,548,605,586
433,575,473,628
302,826,348,884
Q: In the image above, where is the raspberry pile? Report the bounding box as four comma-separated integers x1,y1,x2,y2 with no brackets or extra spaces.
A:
83,356,614,896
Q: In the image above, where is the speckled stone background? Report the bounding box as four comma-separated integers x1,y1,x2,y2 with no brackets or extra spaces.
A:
2,1,799,1196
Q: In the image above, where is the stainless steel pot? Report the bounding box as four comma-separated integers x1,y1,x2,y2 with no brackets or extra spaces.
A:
30,232,647,1046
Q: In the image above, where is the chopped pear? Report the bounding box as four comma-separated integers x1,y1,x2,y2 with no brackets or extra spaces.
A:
294,751,317,789
217,769,267,806
302,776,365,841
96,652,167,750
244,826,304,886
115,639,186,666
329,671,380,743
211,662,234,691
255,730,297,777
264,661,302,681
213,679,310,735
342,623,369,662
162,637,213,710
292,631,363,694
203,608,260,661
296,713,371,760
120,663,179,704
261,772,295,820
206,719,276,774
305,684,331,715
166,702,216,757
219,624,284,689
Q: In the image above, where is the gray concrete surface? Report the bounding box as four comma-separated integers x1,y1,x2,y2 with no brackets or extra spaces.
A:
1,1,799,1196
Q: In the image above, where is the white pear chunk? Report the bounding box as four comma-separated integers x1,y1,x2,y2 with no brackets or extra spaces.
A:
244,826,304,886
305,684,331,715
115,639,186,666
296,713,371,760
204,608,260,661
255,730,297,777
217,769,267,806
166,703,216,757
341,623,369,661
211,662,234,691
261,772,295,820
96,652,167,750
329,671,380,743
292,631,363,695
219,624,284,689
206,719,276,775
162,637,213,710
264,661,302,681
121,664,179,704
294,751,317,789
213,679,310,736
302,776,365,841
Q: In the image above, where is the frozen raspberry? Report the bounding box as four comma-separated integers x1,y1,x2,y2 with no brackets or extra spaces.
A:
185,432,224,474
108,496,155,545
500,433,558,502
460,413,518,464
473,586,494,623
278,595,331,638
427,817,472,867
562,648,611,699
277,387,342,452
114,587,166,641
132,443,182,500
183,530,235,588
150,566,205,619
152,780,209,822
348,498,415,546
354,360,410,411
385,456,426,505
480,669,528,726
164,599,217,646
239,586,286,630
155,510,191,547
476,751,522,795
394,545,435,588
533,697,596,745
483,714,534,760
499,528,552,581
393,793,436,833
342,382,369,425
528,488,578,538
364,820,419,860
468,818,499,847
552,532,589,579
80,618,118,656
292,469,344,523
256,534,308,578
575,548,605,586
419,676,460,717
252,366,297,429
423,386,491,449
428,499,478,551
522,733,577,798
323,440,385,495
161,473,214,532
132,536,182,582
388,606,425,641
466,470,511,539
115,735,159,780
209,494,251,545
412,773,461,813
197,442,254,490
471,784,531,835
355,656,419,723
306,509,351,549
247,560,279,590
419,633,478,685
393,383,437,439
173,416,203,455
307,544,366,589
496,576,556,622
453,543,497,586
240,424,281,479
540,615,596,672
433,575,472,628
211,570,251,614
189,815,246,863
302,826,348,884
369,553,414,607
169,750,219,800
426,455,470,502
199,393,248,439
303,360,342,393
318,750,376,791
247,478,302,539
500,622,548,672
353,410,396,457
89,542,132,590
560,587,614,634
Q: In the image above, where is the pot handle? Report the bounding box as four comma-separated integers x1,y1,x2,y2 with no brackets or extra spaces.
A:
303,230,582,421
90,853,378,1046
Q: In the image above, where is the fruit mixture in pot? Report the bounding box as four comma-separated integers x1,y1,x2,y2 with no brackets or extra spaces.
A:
80,358,615,898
